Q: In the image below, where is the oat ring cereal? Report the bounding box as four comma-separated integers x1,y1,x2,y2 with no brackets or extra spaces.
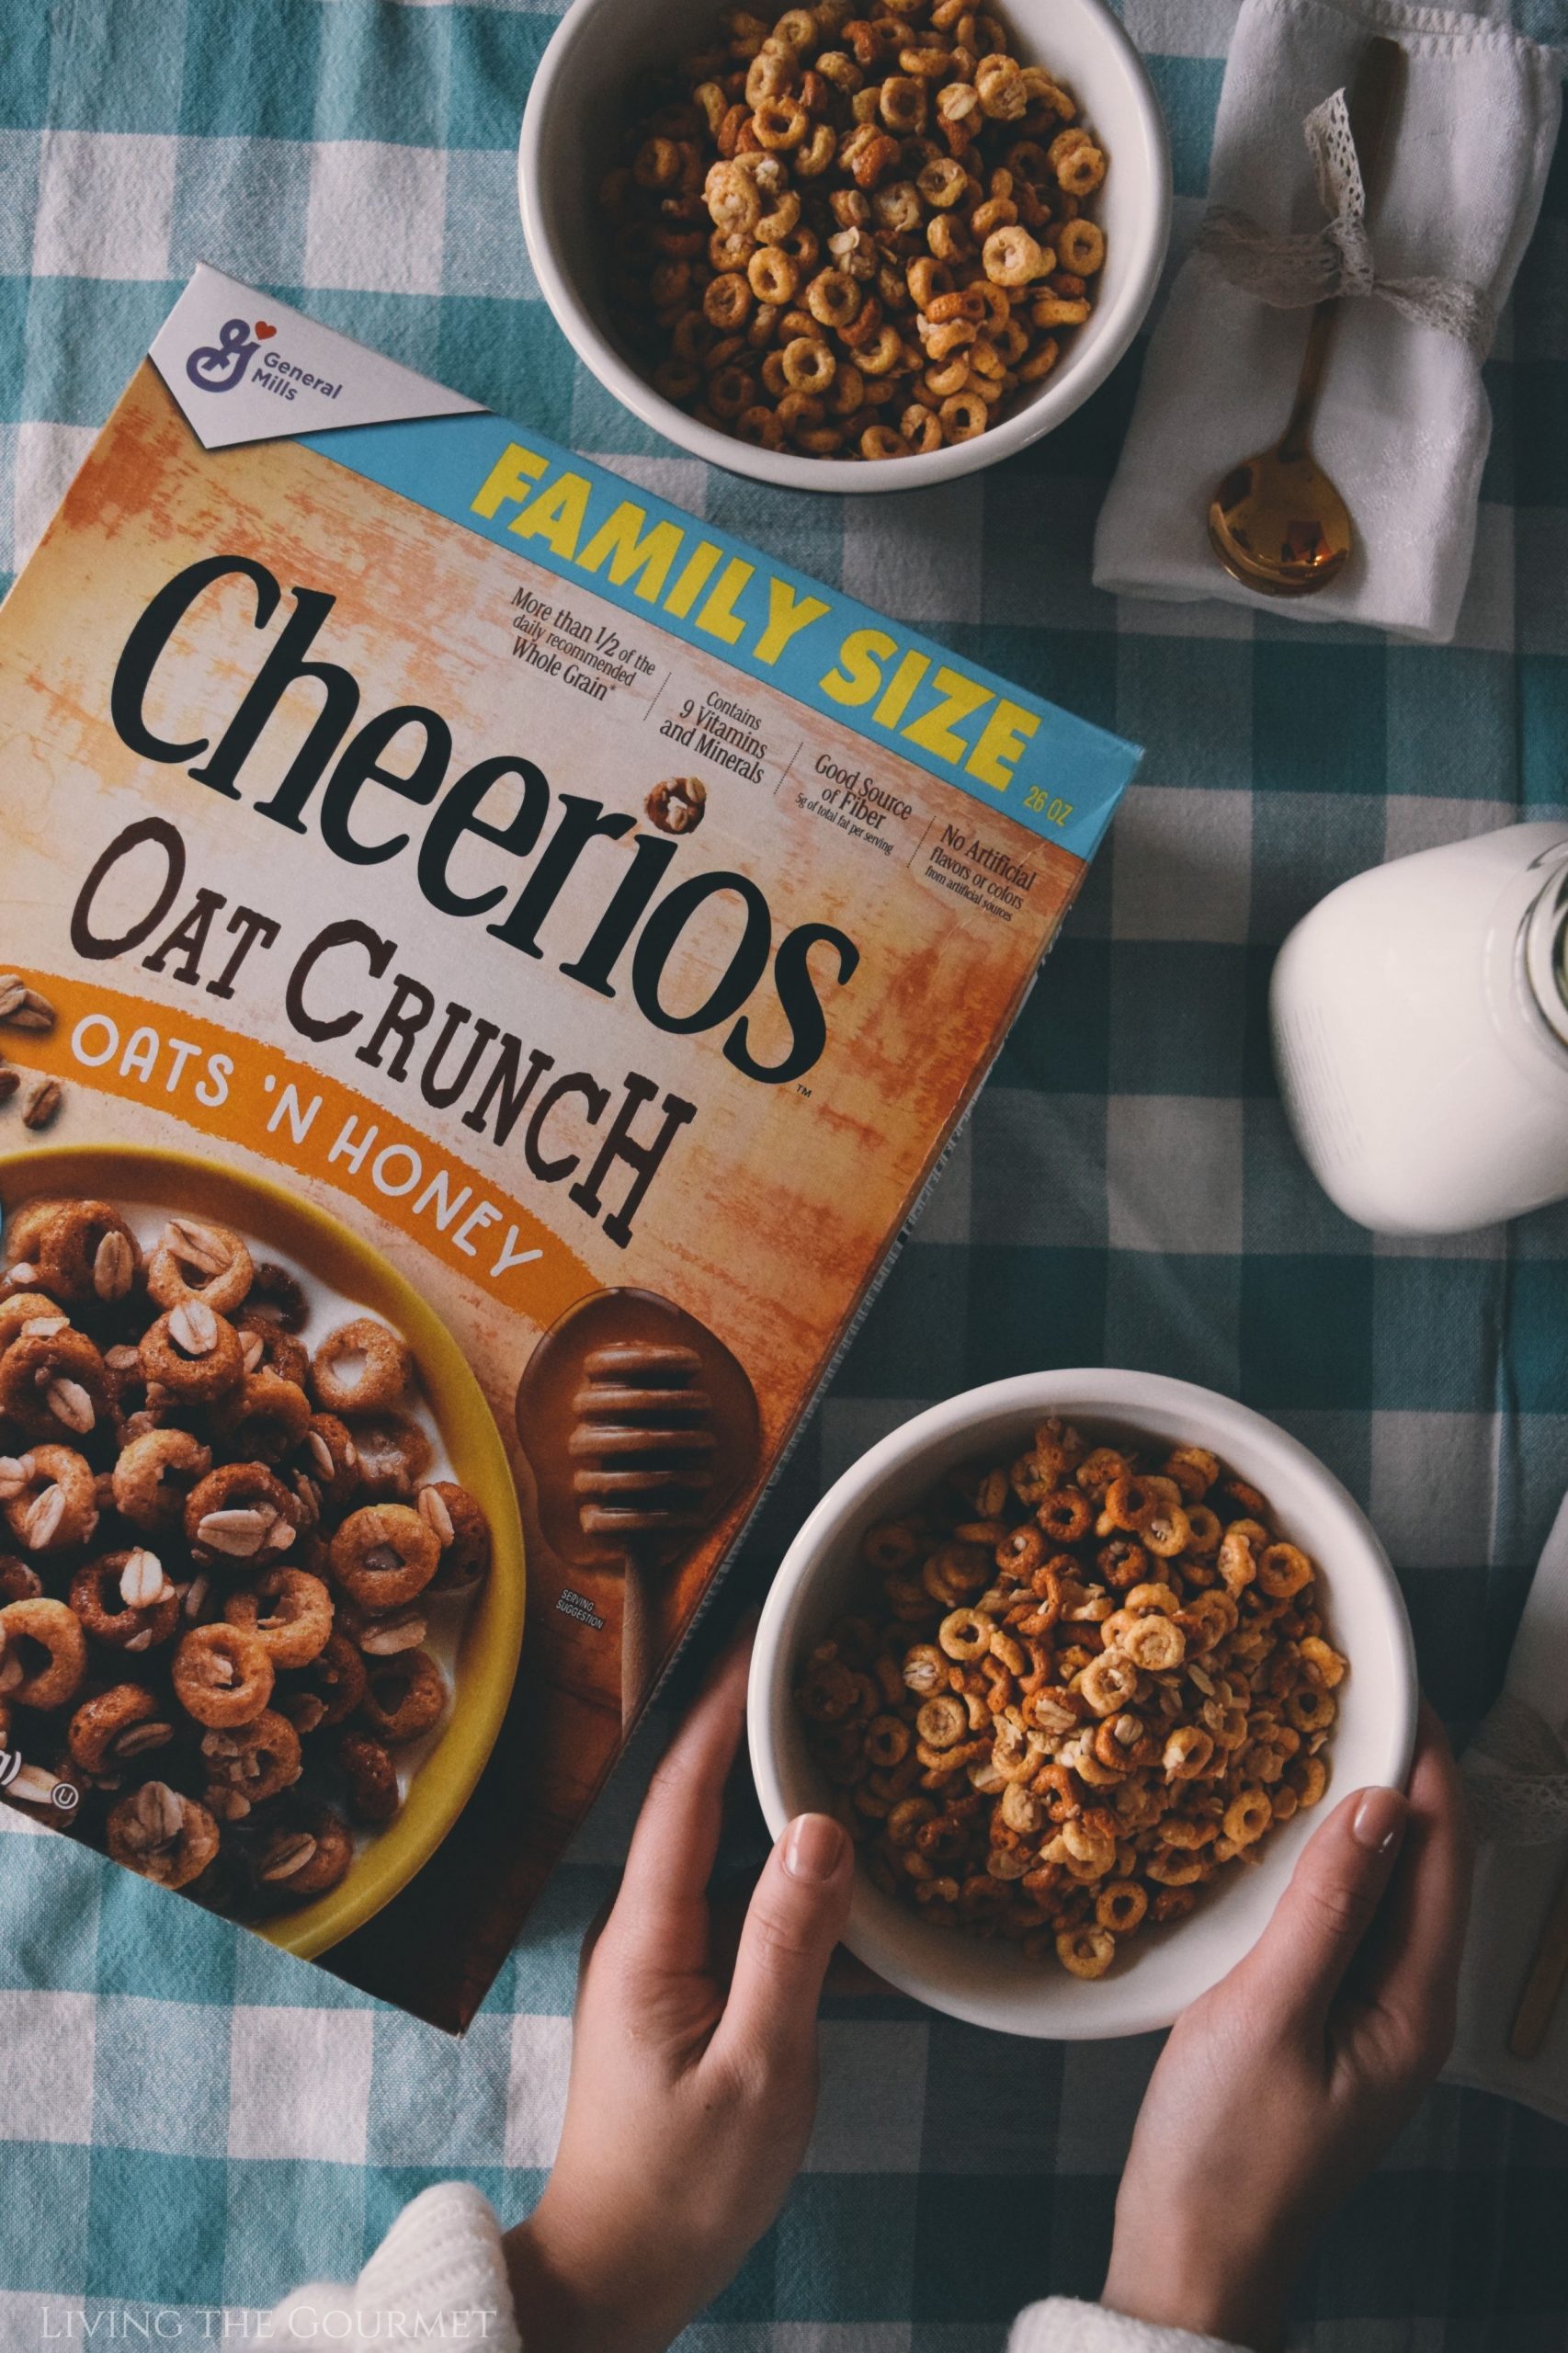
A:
0,1444,98,1553
223,1568,335,1669
107,1782,221,1892
798,1417,1346,1977
358,1647,447,1746
110,1427,212,1534
0,1188,494,1920
336,1730,401,1824
420,1481,493,1593
184,1461,300,1568
69,1551,180,1652
279,1631,367,1731
309,1318,414,1415
598,0,1108,461
330,1503,441,1611
0,1325,110,1441
68,1683,175,1775
3,1196,71,1269
201,1710,304,1811
0,1596,88,1710
212,1370,312,1464
146,1217,254,1315
173,1621,277,1728
35,1200,142,1307
0,1292,70,1353
257,1804,354,1897
139,1302,245,1404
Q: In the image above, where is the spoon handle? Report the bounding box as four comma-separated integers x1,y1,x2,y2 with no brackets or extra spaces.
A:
1278,34,1403,461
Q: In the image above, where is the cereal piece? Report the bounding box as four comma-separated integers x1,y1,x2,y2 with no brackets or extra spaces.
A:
0,1596,87,1708
223,1568,335,1669
2,1445,97,1553
337,1730,402,1824
1056,1924,1115,1978
35,1202,142,1307
303,1320,408,1418
0,1326,111,1441
278,1631,367,1732
329,1504,440,1612
644,778,708,835
201,1709,303,1808
140,1302,245,1404
147,1217,253,1314
107,1782,220,1891
69,1683,175,1774
419,1481,493,1594
1257,1541,1312,1599
234,1311,310,1386
173,1622,276,1728
111,1427,212,1535
211,1370,312,1464
184,1463,301,1567
256,1804,353,1896
345,1413,431,1498
358,1646,446,1746
69,1552,180,1652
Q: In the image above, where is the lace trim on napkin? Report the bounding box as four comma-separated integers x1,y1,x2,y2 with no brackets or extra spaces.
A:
1195,86,1497,359
1461,1689,1568,1846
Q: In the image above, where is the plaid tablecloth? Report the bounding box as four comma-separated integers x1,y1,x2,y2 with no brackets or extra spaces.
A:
2,0,1567,2343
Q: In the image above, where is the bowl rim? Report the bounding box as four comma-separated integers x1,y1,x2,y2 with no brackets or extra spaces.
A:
517,0,1172,494
0,1143,527,1961
747,1369,1418,2038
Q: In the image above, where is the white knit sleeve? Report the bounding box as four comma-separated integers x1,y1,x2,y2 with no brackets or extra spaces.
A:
266,2180,520,2350
1009,2297,1253,2353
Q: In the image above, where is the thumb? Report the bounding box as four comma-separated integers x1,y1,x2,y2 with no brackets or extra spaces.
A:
1238,1784,1409,2023
712,1813,855,2077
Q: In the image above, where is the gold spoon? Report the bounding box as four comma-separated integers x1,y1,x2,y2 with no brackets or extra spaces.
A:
1208,35,1403,597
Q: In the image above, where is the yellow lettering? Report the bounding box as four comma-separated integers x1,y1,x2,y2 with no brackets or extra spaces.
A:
471,440,550,520
902,665,993,764
754,576,831,665
819,626,896,707
873,650,930,728
578,502,686,602
966,698,1040,792
664,540,724,619
508,472,591,559
694,557,755,645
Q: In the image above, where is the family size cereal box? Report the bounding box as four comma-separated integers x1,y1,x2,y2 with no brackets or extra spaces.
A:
0,268,1138,2027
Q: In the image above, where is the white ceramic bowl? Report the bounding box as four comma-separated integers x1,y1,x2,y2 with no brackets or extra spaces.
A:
748,1371,1417,2039
519,0,1171,493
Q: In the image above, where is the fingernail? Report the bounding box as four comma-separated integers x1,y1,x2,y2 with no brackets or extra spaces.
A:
1352,1787,1408,1855
785,1813,849,1883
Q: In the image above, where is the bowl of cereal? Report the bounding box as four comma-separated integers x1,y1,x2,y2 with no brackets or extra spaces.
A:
519,0,1170,488
748,1371,1415,2037
0,1147,525,1961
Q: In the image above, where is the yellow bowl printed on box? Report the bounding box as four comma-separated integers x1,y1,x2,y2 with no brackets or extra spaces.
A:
0,1144,526,1961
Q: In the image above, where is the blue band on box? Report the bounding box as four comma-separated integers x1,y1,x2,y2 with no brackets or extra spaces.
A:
305,413,1139,855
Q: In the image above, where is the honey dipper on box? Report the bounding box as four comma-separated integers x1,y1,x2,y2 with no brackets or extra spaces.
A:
516,1290,760,1727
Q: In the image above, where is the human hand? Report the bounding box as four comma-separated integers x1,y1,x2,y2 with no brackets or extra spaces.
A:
504,1636,854,2353
1102,1701,1471,2352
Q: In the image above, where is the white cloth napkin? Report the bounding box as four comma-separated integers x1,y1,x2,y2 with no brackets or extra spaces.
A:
1448,1491,1568,2122
1092,0,1562,642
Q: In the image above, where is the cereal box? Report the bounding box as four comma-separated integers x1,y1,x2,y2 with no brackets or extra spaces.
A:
0,269,1138,2027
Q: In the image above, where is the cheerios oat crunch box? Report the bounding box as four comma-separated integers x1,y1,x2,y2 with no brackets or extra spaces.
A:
0,268,1138,2028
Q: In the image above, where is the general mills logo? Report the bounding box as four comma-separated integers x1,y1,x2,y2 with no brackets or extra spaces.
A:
186,314,277,394
0,1749,78,1813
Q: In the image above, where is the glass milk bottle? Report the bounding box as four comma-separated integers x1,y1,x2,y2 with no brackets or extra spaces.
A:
1271,822,1568,1235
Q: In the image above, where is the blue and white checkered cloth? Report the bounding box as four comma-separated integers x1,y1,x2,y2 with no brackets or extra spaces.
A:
1,0,1566,2342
